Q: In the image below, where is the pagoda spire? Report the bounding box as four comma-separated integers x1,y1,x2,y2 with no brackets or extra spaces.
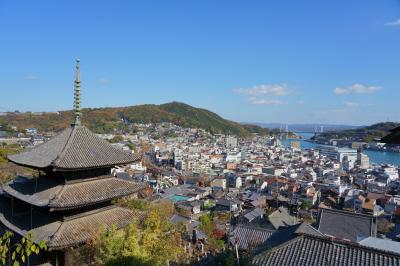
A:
73,59,82,126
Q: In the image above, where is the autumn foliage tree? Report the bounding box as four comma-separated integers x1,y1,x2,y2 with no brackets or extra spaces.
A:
72,201,184,266
213,228,225,240
199,214,226,251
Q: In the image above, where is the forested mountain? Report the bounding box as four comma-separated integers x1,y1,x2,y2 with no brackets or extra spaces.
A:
0,102,269,136
312,122,400,142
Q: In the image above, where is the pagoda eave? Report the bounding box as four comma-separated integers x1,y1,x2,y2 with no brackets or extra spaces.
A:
3,176,147,211
0,204,144,251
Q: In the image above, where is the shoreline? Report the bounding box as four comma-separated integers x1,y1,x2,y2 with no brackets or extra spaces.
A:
300,139,400,154
284,138,400,166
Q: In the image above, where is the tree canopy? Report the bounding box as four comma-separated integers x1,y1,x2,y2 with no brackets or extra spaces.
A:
72,201,184,266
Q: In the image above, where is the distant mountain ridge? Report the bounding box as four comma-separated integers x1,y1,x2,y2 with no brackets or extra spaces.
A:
250,123,361,132
312,122,400,143
0,102,269,136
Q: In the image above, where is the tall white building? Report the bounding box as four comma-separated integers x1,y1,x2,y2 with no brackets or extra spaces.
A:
173,148,184,170
226,151,244,163
226,135,238,148
317,146,339,160
317,146,357,164
357,152,369,169
337,148,358,164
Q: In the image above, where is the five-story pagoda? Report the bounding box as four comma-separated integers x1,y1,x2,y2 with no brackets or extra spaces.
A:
0,60,146,265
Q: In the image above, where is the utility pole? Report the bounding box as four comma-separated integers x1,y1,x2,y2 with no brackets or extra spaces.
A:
235,241,240,266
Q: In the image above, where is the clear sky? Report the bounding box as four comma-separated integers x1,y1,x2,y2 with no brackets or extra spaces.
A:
1,0,399,126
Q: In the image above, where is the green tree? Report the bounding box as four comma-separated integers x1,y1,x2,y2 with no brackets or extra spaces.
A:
300,200,311,210
127,143,137,153
214,251,236,266
127,198,149,211
199,213,214,235
90,202,183,266
0,231,47,266
109,135,124,143
199,213,227,251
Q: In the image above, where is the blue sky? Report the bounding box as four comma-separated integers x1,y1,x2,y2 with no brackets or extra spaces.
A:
0,0,399,125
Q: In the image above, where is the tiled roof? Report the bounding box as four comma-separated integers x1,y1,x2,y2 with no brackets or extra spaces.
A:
268,207,298,229
8,125,140,170
263,222,324,248
359,237,400,255
48,206,134,249
253,234,400,266
317,208,377,242
230,225,275,250
3,176,146,210
244,208,264,222
0,200,145,250
170,214,190,225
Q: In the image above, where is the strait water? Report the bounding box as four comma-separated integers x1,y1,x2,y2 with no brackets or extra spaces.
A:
282,133,400,166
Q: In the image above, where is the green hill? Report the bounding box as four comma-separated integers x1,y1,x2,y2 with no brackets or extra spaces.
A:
312,122,400,143
0,102,269,136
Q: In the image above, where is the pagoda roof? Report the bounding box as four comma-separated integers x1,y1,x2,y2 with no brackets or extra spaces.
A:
49,207,144,250
0,203,146,250
8,125,140,170
3,176,146,210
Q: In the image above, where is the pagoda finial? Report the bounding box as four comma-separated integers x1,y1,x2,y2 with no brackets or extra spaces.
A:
73,59,81,126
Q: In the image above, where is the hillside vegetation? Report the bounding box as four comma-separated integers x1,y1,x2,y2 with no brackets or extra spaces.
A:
312,122,400,142
0,102,268,136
